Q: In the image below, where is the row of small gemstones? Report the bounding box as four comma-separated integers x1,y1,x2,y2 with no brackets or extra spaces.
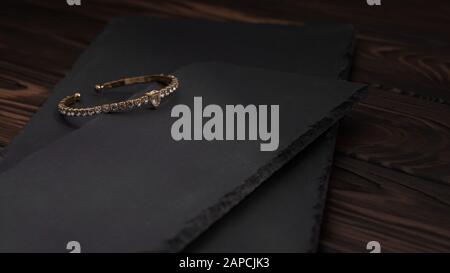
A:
58,75,178,116
160,75,179,98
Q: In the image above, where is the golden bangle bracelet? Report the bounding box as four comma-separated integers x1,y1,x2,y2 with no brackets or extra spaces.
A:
58,74,179,116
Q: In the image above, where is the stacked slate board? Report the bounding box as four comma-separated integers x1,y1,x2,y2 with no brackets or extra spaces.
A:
0,18,364,252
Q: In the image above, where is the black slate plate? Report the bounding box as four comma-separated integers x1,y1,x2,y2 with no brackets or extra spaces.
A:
0,63,364,252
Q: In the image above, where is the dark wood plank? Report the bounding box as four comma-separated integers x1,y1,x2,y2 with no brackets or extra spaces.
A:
337,87,450,184
191,0,450,101
321,155,450,252
0,74,47,146
2,0,449,98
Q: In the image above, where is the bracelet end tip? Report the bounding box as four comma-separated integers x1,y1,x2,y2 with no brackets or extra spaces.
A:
95,85,104,92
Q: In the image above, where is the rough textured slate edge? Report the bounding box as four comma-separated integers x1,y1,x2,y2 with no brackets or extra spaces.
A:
164,87,367,252
308,33,356,251
337,31,356,80
308,126,338,252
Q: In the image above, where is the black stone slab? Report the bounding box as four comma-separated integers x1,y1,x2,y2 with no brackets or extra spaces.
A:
0,63,365,252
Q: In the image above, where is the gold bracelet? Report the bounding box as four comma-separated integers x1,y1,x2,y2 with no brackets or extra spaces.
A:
58,74,179,116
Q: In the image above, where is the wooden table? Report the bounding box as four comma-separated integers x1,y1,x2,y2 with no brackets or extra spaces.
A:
0,0,449,252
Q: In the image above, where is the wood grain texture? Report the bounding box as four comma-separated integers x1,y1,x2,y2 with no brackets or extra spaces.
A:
0,0,449,252
337,87,450,183
191,0,450,101
321,155,450,253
